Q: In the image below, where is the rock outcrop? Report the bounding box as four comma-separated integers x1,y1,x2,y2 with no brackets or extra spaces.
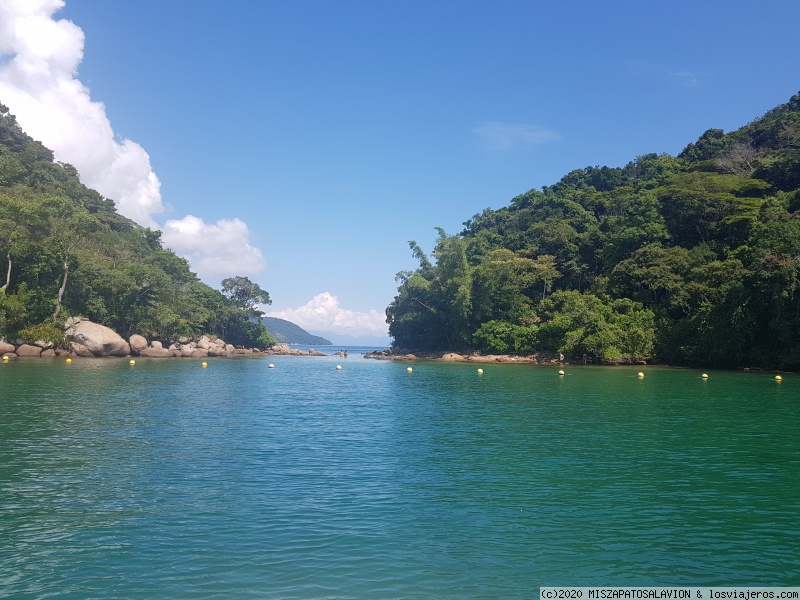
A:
16,344,42,357
139,346,171,358
129,334,148,355
69,342,97,357
2,321,331,360
268,344,328,356
65,318,130,357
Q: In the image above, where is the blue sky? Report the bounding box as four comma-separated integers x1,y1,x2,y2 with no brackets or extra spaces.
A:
2,0,799,343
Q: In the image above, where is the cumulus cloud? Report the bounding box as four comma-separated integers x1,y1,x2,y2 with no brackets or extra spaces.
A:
0,0,164,227
0,0,268,282
472,122,561,151
266,292,388,337
161,215,267,282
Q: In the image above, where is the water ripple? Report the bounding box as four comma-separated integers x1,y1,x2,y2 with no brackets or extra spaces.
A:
1,359,799,596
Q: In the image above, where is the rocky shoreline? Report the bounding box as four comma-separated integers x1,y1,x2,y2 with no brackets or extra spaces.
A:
364,348,648,366
0,317,328,360
365,349,551,364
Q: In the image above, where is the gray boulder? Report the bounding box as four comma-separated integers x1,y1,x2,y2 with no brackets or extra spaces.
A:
70,342,96,357
129,334,148,355
65,318,130,357
180,347,198,358
139,347,171,358
0,341,15,355
16,344,42,357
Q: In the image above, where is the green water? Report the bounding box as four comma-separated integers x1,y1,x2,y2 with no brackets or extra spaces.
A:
1,356,798,598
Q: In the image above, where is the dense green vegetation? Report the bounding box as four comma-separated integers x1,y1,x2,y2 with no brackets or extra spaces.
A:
387,93,800,369
0,103,276,349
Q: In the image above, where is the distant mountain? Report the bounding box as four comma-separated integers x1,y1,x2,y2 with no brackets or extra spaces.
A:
260,317,333,345
308,331,392,347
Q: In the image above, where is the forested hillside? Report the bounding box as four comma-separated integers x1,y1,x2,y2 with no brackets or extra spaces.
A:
387,93,800,369
0,103,275,348
259,317,332,345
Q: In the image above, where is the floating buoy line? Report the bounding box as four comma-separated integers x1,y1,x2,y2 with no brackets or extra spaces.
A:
0,355,791,386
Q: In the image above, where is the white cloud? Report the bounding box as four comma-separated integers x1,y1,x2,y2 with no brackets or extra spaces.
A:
0,0,164,228
472,121,561,151
266,292,388,337
0,0,268,283
620,60,706,87
161,215,266,283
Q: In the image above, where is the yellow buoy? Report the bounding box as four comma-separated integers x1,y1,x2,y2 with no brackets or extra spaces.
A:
702,373,708,379
477,368,483,375
775,375,782,382
406,367,413,373
129,359,136,365
268,363,275,368
558,369,564,376
336,365,342,370
2,355,8,362
202,361,208,368
638,372,645,378
65,357,72,364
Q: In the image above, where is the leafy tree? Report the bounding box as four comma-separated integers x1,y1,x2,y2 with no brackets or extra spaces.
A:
430,229,472,349
42,197,99,320
472,320,537,355
678,128,728,162
657,172,768,247
537,291,655,361
0,283,32,338
0,193,29,292
221,276,272,315
470,249,536,326
610,244,691,311
387,252,449,350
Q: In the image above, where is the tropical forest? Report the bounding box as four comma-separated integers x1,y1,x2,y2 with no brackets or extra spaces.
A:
387,93,800,369
0,102,276,350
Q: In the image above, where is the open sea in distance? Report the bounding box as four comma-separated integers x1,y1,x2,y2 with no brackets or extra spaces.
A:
1,352,798,598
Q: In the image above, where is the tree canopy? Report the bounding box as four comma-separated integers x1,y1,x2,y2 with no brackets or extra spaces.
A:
386,92,800,369
0,102,275,349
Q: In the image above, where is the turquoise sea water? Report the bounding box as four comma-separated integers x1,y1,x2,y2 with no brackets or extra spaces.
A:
1,353,799,598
